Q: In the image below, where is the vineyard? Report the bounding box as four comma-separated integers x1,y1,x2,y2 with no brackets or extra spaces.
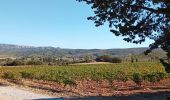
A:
0,62,169,87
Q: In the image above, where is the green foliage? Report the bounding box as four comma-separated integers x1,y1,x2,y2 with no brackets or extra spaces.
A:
63,78,77,88
104,72,115,82
96,55,113,62
114,71,128,82
144,72,166,83
78,0,170,59
132,73,143,86
3,72,21,80
0,62,168,85
157,72,167,80
4,60,26,66
112,57,122,63
96,55,122,63
0,44,166,65
84,55,93,63
20,71,35,79
27,60,43,65
131,57,134,63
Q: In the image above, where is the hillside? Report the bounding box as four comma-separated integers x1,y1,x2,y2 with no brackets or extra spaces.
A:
0,44,165,58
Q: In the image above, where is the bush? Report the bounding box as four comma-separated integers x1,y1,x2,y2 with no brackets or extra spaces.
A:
96,55,113,62
27,60,43,65
132,73,143,86
63,78,77,88
157,72,167,80
96,55,122,63
112,57,122,63
144,72,166,83
4,60,26,66
3,72,22,80
20,71,35,79
114,71,128,82
105,72,114,82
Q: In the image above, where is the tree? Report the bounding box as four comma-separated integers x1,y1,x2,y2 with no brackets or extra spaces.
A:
96,55,113,62
77,0,170,58
84,55,91,63
112,57,122,63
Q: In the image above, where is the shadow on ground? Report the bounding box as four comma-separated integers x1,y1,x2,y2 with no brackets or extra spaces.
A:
33,91,170,100
33,98,64,100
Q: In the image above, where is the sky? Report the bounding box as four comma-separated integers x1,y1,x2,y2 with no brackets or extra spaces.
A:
0,0,153,49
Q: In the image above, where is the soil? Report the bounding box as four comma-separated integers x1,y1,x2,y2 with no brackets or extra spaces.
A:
0,79,170,100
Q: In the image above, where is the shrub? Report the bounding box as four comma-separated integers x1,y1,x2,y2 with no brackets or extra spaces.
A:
20,71,35,79
144,72,166,83
114,71,128,82
105,72,114,82
112,57,122,63
91,71,104,82
132,73,143,86
4,60,26,66
63,78,77,88
157,72,167,80
27,60,43,65
3,72,21,80
96,55,113,62
96,55,122,63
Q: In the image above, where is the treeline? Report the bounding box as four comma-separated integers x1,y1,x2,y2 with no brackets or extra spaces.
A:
95,55,122,63
0,55,123,66
0,52,163,66
0,58,80,66
0,56,94,66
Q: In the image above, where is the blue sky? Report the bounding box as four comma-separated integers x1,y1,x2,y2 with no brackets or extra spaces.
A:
0,0,153,49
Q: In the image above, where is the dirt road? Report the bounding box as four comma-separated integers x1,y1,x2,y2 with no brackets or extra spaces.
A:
0,85,170,100
0,86,58,100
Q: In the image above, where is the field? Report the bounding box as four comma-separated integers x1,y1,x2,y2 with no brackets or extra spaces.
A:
0,62,168,84
0,62,170,98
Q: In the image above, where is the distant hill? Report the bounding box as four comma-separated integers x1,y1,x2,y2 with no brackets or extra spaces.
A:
0,44,165,58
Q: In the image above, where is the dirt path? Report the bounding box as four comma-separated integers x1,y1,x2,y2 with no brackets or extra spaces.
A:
0,79,170,100
0,86,170,100
0,86,58,100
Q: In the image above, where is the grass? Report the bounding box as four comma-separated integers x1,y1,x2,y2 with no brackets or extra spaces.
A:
0,62,168,85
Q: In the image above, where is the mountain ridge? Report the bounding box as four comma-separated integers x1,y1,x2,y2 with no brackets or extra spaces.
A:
0,44,161,58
